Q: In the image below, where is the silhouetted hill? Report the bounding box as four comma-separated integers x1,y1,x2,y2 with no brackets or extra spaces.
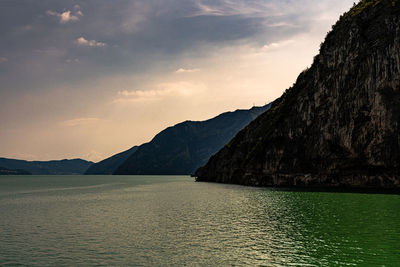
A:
0,158,93,175
0,167,31,175
85,146,138,174
196,0,400,189
114,105,270,175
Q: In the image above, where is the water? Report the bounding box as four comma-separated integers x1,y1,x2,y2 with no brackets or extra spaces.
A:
0,175,399,266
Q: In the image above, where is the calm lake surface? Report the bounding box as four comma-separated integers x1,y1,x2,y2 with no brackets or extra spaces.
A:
0,175,399,266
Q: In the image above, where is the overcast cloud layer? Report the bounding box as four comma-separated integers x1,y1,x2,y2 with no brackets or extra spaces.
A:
0,0,354,161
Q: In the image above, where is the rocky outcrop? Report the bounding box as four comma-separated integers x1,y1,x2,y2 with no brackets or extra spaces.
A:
195,0,400,189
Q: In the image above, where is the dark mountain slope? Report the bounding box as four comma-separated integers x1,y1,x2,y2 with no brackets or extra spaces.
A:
0,158,93,175
196,0,400,189
0,167,31,175
85,146,138,174
114,105,270,175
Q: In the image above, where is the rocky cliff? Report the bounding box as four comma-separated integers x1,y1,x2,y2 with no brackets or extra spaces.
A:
195,0,400,189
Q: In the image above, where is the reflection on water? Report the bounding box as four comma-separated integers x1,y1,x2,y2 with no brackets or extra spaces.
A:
0,175,399,266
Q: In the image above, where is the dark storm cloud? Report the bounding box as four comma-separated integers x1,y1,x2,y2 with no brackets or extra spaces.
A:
0,0,311,93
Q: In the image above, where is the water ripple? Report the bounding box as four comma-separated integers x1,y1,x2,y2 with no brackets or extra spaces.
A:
0,176,399,266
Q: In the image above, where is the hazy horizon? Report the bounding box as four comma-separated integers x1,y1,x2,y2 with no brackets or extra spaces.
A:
0,0,355,162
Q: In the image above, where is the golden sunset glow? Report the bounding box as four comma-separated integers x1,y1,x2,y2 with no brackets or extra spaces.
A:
0,0,355,162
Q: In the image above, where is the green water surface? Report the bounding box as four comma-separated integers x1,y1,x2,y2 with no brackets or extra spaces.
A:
0,175,399,266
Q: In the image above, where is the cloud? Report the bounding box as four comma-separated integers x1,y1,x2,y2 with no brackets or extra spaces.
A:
61,117,100,127
76,37,107,47
59,11,79,23
188,0,302,18
262,39,295,51
114,81,205,103
118,89,171,98
33,47,65,56
265,22,296,28
0,0,357,161
46,9,83,24
190,0,269,17
175,68,200,74
119,1,152,33
65,58,80,63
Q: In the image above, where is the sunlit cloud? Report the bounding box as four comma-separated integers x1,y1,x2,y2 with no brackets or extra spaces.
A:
61,117,100,127
262,39,295,51
75,37,106,47
190,0,272,17
265,22,296,28
46,9,83,24
114,82,206,103
175,68,200,74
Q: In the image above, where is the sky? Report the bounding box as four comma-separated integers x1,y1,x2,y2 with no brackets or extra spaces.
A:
0,0,355,162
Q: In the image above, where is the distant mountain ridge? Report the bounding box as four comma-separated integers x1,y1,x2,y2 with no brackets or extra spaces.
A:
0,167,31,175
114,104,270,175
0,158,93,175
85,146,138,174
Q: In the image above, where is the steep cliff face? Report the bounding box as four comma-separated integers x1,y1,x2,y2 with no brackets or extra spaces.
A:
196,0,400,188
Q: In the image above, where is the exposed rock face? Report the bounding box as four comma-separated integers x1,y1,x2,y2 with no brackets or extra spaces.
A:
114,105,270,175
195,0,400,189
